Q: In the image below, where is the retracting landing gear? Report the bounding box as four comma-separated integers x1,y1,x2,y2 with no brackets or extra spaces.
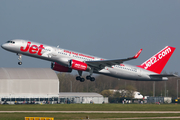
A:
17,53,22,65
86,68,95,81
76,71,85,82
86,76,91,80
76,76,85,82
86,75,95,81
18,62,22,65
76,69,95,82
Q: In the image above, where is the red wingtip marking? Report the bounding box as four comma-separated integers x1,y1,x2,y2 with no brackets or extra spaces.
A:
133,49,142,59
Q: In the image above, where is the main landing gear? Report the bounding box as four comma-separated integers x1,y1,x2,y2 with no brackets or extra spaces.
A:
17,53,22,65
76,76,95,82
76,76,85,82
76,75,95,82
86,68,95,81
76,71,95,82
86,75,95,81
76,71,85,82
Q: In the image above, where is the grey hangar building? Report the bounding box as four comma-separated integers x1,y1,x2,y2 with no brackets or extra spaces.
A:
0,68,108,104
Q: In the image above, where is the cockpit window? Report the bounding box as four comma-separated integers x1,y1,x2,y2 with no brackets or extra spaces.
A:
7,41,15,44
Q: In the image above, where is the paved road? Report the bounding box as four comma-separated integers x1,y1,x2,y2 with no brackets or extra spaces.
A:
110,116,180,119
0,111,180,113
1,111,180,119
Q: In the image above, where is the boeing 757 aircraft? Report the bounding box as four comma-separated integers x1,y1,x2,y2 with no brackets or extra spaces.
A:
1,39,176,82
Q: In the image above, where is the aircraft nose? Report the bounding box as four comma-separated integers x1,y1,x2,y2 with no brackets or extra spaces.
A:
1,43,7,49
1,44,5,48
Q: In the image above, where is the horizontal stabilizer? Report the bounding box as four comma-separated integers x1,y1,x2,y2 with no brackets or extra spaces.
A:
149,74,178,78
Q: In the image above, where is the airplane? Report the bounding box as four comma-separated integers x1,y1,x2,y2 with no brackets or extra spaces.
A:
1,39,177,82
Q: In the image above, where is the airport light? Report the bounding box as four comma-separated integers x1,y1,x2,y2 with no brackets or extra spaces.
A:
70,81,72,92
47,94,49,102
10,94,11,104
153,81,155,97
177,79,180,99
165,81,166,97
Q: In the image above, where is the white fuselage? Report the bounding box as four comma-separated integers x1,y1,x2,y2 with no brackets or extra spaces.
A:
1,39,168,81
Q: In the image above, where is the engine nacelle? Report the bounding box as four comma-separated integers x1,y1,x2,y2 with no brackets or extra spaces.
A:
69,59,91,71
51,62,72,72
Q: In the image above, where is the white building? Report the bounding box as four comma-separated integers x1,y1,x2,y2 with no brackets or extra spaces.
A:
59,92,108,104
0,68,108,104
0,68,59,104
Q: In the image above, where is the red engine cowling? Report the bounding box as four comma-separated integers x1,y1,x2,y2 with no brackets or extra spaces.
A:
51,62,72,72
69,59,91,71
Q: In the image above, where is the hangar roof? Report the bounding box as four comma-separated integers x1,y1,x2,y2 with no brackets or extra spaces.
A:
59,92,103,97
0,68,58,79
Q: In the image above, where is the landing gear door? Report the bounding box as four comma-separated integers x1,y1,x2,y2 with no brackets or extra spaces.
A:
138,69,142,77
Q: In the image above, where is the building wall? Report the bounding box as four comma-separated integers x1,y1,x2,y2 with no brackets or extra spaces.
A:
58,92,108,104
0,68,59,97
0,79,58,95
147,97,172,104
0,68,108,104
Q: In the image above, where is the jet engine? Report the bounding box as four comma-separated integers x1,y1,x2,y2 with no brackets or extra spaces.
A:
69,59,91,71
51,62,72,72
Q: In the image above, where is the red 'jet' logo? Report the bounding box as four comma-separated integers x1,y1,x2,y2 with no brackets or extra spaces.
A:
20,42,44,56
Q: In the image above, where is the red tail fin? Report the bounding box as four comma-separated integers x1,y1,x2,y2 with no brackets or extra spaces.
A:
137,46,176,74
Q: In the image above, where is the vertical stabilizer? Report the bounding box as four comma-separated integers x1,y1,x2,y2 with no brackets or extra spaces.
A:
137,46,176,74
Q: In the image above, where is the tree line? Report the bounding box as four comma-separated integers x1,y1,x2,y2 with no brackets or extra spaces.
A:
57,71,179,98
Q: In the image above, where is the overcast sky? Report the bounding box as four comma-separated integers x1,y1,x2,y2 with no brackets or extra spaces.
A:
0,0,180,74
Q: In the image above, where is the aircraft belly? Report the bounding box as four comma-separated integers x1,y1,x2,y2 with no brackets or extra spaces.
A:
100,67,150,81
106,68,138,80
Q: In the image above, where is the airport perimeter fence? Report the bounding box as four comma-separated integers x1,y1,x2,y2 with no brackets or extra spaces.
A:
108,97,179,104
0,96,107,104
2,97,180,104
0,97,59,104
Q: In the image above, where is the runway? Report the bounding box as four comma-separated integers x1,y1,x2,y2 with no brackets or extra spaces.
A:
114,116,180,119
0,111,180,113
1,111,180,119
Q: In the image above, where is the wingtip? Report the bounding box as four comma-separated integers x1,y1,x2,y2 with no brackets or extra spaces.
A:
133,49,143,59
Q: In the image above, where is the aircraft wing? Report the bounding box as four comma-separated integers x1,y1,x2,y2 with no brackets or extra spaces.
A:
86,49,142,70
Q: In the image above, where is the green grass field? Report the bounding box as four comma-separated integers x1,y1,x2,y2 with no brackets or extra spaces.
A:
0,104,180,111
0,104,180,120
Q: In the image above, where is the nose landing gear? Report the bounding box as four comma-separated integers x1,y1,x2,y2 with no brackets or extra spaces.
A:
17,53,22,65
18,62,22,65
